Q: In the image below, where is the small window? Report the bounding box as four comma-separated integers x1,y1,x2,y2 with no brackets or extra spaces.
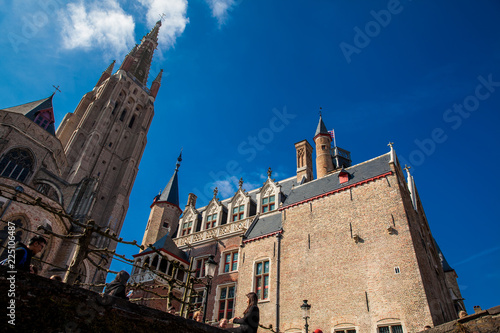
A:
195,257,207,278
223,251,238,273
255,260,270,300
128,115,136,128
378,324,403,333
119,110,126,121
206,213,217,229
181,221,193,236
261,195,275,213
218,285,235,320
395,267,400,274
322,145,326,150
232,205,245,221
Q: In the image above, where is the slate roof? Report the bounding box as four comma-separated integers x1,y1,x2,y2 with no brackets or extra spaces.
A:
244,212,282,241
2,95,56,135
314,115,329,137
139,234,189,263
158,167,180,206
283,153,392,207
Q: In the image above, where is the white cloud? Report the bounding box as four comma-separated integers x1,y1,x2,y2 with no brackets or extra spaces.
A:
214,177,239,198
59,0,135,57
139,0,189,49
205,0,236,26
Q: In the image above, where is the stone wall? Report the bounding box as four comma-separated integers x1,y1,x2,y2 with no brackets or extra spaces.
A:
0,266,227,333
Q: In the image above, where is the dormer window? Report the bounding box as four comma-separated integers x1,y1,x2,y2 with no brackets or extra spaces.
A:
181,221,193,236
232,205,245,221
261,195,275,213
206,213,217,229
34,112,51,129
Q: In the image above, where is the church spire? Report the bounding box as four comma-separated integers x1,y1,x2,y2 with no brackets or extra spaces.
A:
96,60,116,87
119,20,161,86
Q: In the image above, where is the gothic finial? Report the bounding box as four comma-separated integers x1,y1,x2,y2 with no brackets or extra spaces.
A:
267,167,272,179
404,164,411,175
239,177,243,189
388,142,394,148
213,187,218,198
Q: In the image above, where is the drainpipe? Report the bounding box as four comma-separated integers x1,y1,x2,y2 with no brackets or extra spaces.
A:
276,230,282,332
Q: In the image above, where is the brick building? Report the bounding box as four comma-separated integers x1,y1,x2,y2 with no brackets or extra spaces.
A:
132,115,465,332
0,21,164,285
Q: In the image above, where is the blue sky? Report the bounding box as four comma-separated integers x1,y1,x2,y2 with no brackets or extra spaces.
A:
1,0,499,315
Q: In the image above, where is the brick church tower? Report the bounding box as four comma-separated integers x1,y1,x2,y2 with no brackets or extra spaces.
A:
55,20,164,283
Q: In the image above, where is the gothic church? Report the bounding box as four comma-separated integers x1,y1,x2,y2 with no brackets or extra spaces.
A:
0,21,164,285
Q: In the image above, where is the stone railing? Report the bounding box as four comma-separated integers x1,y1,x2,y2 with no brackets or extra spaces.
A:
173,218,252,248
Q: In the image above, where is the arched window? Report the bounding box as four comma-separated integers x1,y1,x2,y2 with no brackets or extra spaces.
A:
0,217,27,260
0,148,34,182
151,254,159,270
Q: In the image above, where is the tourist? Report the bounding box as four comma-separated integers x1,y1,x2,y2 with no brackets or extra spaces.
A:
228,292,259,333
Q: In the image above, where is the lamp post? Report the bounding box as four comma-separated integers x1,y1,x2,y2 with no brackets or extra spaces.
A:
203,254,218,323
301,300,311,333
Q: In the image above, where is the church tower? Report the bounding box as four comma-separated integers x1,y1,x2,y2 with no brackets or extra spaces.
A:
141,153,183,249
55,20,164,282
314,114,334,178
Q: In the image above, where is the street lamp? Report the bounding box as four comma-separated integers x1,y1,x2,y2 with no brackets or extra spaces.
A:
301,300,311,333
203,254,218,322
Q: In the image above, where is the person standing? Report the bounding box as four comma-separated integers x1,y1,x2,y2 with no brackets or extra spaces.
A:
228,292,260,333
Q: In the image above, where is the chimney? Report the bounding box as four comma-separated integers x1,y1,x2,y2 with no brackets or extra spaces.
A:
473,305,482,313
187,193,197,208
295,140,313,183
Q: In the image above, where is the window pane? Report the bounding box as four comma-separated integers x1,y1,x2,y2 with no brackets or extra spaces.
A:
225,254,231,264
220,287,227,300
262,197,268,204
391,326,403,333
263,206,268,213
256,262,262,275
228,286,235,298
270,195,275,202
270,204,275,211
379,327,390,333
213,213,217,220
233,207,238,214
239,205,244,212
264,261,269,273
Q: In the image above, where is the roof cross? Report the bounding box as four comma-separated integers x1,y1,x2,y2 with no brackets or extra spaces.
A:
52,85,61,94
159,13,166,21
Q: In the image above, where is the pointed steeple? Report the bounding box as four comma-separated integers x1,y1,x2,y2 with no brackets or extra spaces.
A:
120,20,161,86
158,151,182,206
314,114,329,138
2,95,56,135
150,69,163,99
96,60,116,87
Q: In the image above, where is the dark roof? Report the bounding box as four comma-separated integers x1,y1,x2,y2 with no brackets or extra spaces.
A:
314,115,329,137
244,212,282,241
434,238,454,272
144,234,189,263
2,95,56,135
283,153,392,207
159,168,179,206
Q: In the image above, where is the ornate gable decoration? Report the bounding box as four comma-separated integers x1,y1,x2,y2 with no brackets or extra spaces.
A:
180,205,199,223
